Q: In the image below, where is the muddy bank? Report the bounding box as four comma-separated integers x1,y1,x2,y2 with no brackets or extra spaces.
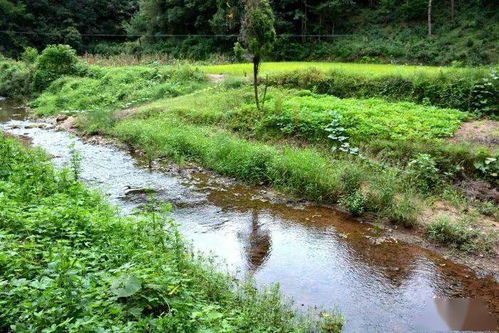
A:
1,101,498,331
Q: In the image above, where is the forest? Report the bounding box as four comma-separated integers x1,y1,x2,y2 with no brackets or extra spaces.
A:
1,0,498,64
0,0,498,332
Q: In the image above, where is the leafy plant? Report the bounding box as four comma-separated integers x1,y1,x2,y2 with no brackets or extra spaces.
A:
32,44,82,91
406,153,440,193
68,142,82,180
325,111,359,155
339,190,366,216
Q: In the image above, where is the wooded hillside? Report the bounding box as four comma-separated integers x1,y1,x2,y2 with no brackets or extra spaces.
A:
1,0,498,64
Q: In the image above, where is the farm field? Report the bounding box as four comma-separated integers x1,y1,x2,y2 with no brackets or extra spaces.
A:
201,61,480,76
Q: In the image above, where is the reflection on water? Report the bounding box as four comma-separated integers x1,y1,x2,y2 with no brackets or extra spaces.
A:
242,210,272,272
1,99,497,332
417,298,498,331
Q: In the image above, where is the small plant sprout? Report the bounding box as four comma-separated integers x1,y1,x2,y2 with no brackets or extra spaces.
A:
68,142,82,180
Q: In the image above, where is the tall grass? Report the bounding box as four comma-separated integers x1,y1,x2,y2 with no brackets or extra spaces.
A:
32,65,206,116
112,115,420,224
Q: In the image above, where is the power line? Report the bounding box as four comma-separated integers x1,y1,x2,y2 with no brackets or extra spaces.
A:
0,30,350,38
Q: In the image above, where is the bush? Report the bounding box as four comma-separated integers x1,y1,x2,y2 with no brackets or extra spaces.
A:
0,58,32,98
32,44,84,91
20,47,39,64
406,153,441,193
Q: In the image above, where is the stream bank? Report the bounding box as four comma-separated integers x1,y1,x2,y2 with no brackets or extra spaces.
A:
1,99,497,331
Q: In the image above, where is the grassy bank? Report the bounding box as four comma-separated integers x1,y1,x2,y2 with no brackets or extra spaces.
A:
114,87,495,183
0,134,343,332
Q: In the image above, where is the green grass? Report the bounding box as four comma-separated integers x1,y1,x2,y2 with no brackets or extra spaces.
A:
426,214,496,253
116,86,495,183
201,62,482,77
0,134,344,332
31,65,207,116
132,87,467,142
202,63,497,116
112,113,420,225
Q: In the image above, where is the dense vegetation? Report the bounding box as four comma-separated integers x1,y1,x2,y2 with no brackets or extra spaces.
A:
2,45,494,254
0,133,344,332
1,0,498,65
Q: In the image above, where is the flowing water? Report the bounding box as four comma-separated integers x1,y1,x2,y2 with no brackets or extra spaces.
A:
1,99,497,332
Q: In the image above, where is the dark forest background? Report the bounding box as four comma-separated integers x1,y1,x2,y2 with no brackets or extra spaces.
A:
1,0,498,65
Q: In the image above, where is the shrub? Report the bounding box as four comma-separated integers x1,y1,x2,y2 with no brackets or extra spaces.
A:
0,59,32,98
20,47,39,64
32,44,83,91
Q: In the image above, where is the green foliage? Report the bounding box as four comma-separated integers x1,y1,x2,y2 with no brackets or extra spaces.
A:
473,156,498,181
239,0,276,59
0,134,339,332
111,112,420,222
0,58,32,98
324,111,358,155
266,93,467,142
426,214,495,253
406,153,440,193
32,65,207,120
339,190,366,216
20,47,38,64
32,44,82,92
265,67,497,116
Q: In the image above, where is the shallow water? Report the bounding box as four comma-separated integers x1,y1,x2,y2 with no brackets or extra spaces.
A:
1,99,497,332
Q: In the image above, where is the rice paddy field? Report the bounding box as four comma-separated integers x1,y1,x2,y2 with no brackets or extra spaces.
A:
200,61,489,77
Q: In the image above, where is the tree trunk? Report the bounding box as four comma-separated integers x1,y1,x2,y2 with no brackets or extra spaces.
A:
451,0,455,23
428,0,433,36
253,55,260,110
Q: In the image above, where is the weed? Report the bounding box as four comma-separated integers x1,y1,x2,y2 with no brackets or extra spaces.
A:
339,190,366,216
426,214,495,253
68,142,82,180
406,153,441,193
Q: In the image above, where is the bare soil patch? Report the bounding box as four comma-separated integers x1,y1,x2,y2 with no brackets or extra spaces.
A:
450,120,499,148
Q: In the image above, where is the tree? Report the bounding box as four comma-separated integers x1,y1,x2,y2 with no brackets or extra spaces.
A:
428,0,432,36
236,0,276,110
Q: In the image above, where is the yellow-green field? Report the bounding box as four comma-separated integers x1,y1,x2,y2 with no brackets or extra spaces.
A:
200,61,478,77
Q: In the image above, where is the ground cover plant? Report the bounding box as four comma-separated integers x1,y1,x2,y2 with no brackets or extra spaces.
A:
0,134,344,332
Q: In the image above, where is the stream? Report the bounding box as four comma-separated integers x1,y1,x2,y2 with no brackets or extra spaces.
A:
1,99,497,332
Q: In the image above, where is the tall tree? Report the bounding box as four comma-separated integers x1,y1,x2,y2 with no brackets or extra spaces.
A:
236,0,276,110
